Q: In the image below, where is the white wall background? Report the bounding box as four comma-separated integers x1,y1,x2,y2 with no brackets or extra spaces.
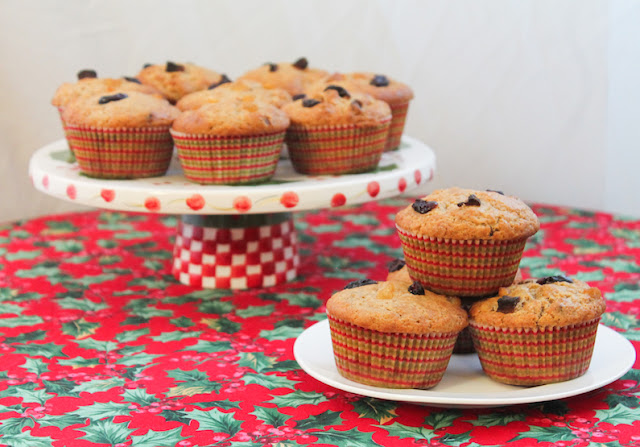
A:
1,0,639,222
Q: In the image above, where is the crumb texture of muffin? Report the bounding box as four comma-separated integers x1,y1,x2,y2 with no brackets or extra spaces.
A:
176,80,292,111
137,62,224,102
395,187,540,241
52,77,160,108
238,58,328,96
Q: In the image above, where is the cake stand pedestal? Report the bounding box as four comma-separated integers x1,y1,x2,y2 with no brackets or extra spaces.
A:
29,136,436,289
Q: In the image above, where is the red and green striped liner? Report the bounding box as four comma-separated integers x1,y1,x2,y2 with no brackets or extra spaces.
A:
469,318,601,386
171,130,284,185
327,313,458,389
285,120,390,175
386,101,410,151
396,225,528,297
64,125,174,179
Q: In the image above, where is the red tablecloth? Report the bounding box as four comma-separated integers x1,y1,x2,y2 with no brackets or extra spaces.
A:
0,198,639,447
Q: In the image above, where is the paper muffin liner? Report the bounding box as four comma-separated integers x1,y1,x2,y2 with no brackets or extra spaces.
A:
469,318,600,386
327,313,458,389
396,225,528,297
285,120,390,175
386,101,410,151
64,124,173,179
171,130,284,185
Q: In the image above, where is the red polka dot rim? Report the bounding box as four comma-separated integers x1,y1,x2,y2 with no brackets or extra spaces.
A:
172,214,299,289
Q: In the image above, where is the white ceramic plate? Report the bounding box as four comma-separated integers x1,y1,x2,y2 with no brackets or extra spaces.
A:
28,136,435,215
294,320,636,408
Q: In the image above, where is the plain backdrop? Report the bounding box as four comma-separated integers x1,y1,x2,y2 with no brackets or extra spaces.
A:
1,0,639,222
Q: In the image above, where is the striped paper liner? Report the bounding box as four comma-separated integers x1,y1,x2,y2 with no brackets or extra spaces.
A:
386,102,409,151
469,318,601,386
171,130,284,185
64,125,174,179
396,225,528,297
285,120,390,175
327,313,458,389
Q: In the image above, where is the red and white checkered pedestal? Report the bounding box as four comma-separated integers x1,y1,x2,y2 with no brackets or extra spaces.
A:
172,213,299,289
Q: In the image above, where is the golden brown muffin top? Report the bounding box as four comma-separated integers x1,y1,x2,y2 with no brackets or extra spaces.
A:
281,87,391,127
62,91,180,128
469,277,606,329
136,62,224,103
326,280,468,334
385,259,413,286
176,80,292,111
237,58,329,96
171,98,290,136
51,77,161,108
314,72,414,105
395,187,540,241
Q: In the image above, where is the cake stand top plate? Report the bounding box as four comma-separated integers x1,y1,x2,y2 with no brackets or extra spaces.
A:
29,136,436,215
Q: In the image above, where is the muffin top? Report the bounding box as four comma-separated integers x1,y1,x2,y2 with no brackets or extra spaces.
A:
326,280,468,334
238,57,328,96
282,86,391,127
395,187,540,240
51,76,161,108
137,62,225,103
469,276,606,329
62,91,180,128
176,80,292,111
171,98,290,136
311,72,414,105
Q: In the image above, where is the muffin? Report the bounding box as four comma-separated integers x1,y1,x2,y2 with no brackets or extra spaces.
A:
176,80,292,111
469,276,606,385
281,86,391,175
317,72,414,151
395,188,539,297
326,279,467,389
238,57,328,96
137,61,225,103
62,91,180,179
171,97,290,185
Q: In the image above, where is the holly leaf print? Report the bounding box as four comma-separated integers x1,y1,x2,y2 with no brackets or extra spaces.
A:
184,408,241,435
311,429,377,447
21,357,48,375
513,424,576,442
295,410,343,430
123,388,160,407
601,311,639,331
243,373,296,390
14,386,49,405
259,325,304,341
266,390,327,408
70,401,132,419
80,418,133,444
469,412,526,426
201,316,240,333
0,417,35,435
0,432,55,447
56,297,108,312
151,331,202,342
351,397,397,423
252,406,290,428
375,422,437,443
424,409,461,429
595,403,640,425
238,352,278,373
3,329,46,343
71,377,124,394
129,427,187,447
166,368,223,397
606,283,640,303
62,318,100,339
236,304,275,318
184,339,233,353
1,315,44,328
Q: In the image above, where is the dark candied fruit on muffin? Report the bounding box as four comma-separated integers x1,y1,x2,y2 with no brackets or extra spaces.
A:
486,189,505,195
302,98,321,108
266,63,278,72
387,258,406,273
292,94,306,101
457,194,481,207
496,295,519,313
412,199,438,214
124,76,141,84
344,279,377,289
408,281,425,295
324,85,351,98
98,93,128,104
166,61,185,72
370,74,390,87
537,275,573,285
208,74,231,89
293,57,308,69
77,69,97,80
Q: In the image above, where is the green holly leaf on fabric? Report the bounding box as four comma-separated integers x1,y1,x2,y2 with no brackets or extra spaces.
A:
42,379,80,397
56,297,108,312
311,224,343,234
48,239,86,254
264,360,299,373
424,410,462,429
0,417,35,434
606,283,640,303
469,412,526,426
184,408,241,435
311,428,377,447
62,318,100,339
75,339,119,352
259,325,304,341
278,293,321,308
199,299,234,315
604,393,639,409
37,413,86,429
190,400,241,410
583,258,640,273
58,356,102,368
202,316,240,333
129,427,187,447
116,352,160,367
71,377,124,394
166,368,223,397
266,390,326,408
573,270,605,282
12,342,65,359
170,316,196,328
565,239,612,255
513,424,576,442
611,228,640,248
98,255,123,265
71,401,132,419
185,340,233,353
0,303,25,315
21,357,48,375
114,231,153,240
0,432,55,447
3,330,46,344
238,352,278,373
80,418,133,444
15,387,51,405
123,388,160,407
116,328,150,343
1,315,44,328
595,403,640,425
294,410,343,430
602,311,639,331
152,331,202,342
236,304,275,318
351,397,397,423
5,250,42,261
0,288,43,302
253,406,290,428
334,233,396,255
375,422,437,443
243,373,296,390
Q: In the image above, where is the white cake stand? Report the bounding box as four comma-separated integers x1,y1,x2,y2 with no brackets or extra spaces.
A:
29,136,436,289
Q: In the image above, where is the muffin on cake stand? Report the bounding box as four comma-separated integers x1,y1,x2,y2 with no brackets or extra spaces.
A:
29,136,436,289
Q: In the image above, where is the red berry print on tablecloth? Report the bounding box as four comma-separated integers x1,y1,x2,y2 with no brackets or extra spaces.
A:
331,193,346,207
66,184,76,200
367,181,380,198
186,194,205,211
144,197,161,212
414,169,422,185
233,196,252,213
280,191,299,208
101,189,115,202
398,177,407,193
42,175,49,189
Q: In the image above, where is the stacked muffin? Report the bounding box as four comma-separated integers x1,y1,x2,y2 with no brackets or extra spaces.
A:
52,59,414,182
